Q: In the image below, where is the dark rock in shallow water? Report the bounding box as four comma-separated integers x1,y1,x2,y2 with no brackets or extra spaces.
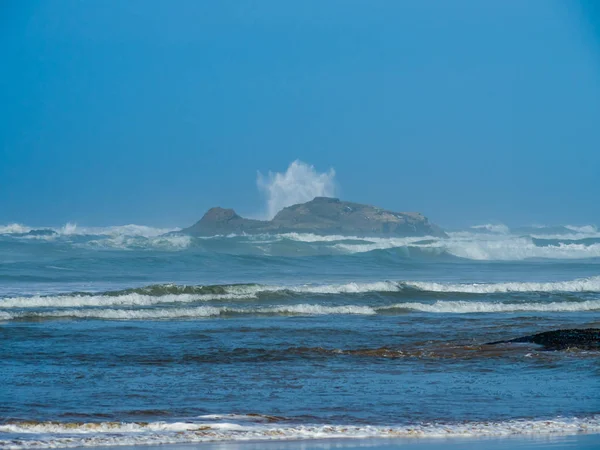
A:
485,328,600,351
181,197,446,237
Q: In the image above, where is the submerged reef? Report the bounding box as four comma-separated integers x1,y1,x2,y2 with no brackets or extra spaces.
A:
486,328,600,351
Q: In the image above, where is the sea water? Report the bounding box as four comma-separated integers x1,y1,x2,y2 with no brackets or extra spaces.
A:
0,224,599,448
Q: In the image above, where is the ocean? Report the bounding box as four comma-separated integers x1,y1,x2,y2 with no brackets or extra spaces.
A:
0,223,599,448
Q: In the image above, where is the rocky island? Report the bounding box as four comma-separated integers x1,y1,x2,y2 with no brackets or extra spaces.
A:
181,197,446,237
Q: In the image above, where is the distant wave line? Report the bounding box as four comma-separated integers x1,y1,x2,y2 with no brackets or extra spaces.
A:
1,299,599,321
4,225,600,259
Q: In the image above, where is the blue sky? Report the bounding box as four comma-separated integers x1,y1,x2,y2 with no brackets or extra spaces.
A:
1,0,599,228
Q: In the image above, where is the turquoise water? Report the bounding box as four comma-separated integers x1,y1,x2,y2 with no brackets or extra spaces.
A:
1,224,599,447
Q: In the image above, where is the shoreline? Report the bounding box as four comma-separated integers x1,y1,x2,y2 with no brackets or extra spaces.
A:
82,434,600,450
3,416,600,449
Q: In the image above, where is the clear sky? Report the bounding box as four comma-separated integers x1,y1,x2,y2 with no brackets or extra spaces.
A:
1,0,599,228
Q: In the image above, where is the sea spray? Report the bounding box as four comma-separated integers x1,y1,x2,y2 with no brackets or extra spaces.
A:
257,160,337,219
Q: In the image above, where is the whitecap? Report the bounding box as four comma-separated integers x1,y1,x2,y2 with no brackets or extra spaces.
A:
404,276,600,293
382,300,600,314
1,416,599,449
0,223,31,234
470,223,511,234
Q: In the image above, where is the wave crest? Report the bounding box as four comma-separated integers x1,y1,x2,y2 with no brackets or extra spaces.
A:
2,277,600,311
384,300,600,314
404,276,600,293
3,220,600,259
1,416,599,448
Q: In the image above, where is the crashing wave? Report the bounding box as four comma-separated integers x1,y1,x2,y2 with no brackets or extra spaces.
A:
565,224,598,234
279,232,600,260
0,223,179,238
403,276,600,293
470,223,510,234
4,220,600,259
1,300,599,321
0,223,32,234
0,304,378,320
382,300,600,314
2,276,600,311
1,416,599,448
83,234,192,251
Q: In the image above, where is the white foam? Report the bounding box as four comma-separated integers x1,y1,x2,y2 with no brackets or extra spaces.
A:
0,281,405,310
214,281,402,297
565,224,598,234
264,304,377,315
257,160,337,219
529,233,600,240
442,238,600,261
1,416,599,449
383,300,600,313
280,233,436,255
59,222,78,235
334,238,438,254
19,306,224,320
0,222,189,249
283,281,401,294
5,219,600,260
277,277,600,296
279,232,346,242
291,231,600,260
0,223,31,234
2,276,600,312
3,297,598,320
0,292,256,309
6,304,376,320
470,223,511,234
83,234,191,251
84,224,179,238
56,224,179,238
405,276,600,293
0,223,179,238
283,230,600,260
387,234,600,261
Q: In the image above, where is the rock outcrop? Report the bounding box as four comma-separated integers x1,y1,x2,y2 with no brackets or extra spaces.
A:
182,197,446,237
485,328,600,351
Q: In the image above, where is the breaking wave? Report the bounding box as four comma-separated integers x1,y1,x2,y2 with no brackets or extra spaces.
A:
277,231,600,260
383,300,600,314
1,416,599,448
2,276,600,321
404,277,600,293
0,223,178,238
2,276,600,307
83,234,192,251
565,224,598,234
0,223,31,234
3,219,600,258
3,301,599,321
470,223,510,234
0,304,379,321
0,281,401,309
2,276,600,308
